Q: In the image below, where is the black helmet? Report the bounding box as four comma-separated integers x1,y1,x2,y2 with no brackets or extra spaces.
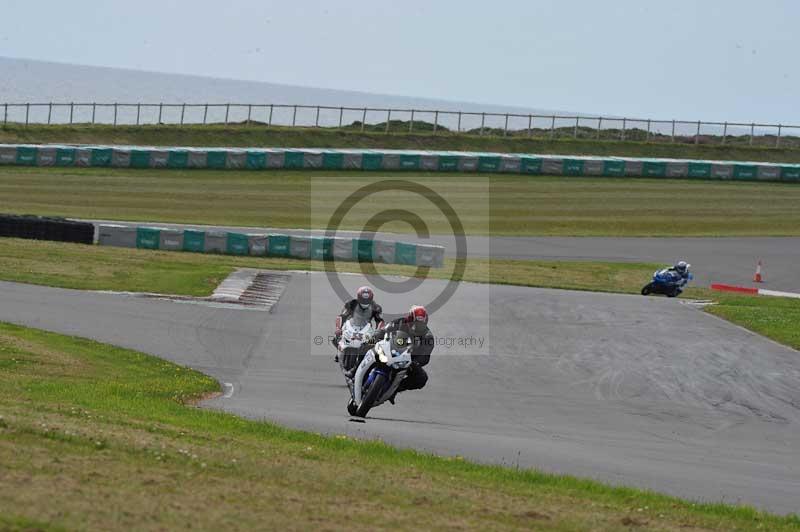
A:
356,286,374,309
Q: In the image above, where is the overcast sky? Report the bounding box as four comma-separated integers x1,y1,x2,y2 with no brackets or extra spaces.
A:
1,0,798,122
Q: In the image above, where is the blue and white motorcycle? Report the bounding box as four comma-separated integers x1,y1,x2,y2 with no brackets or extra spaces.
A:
347,331,413,418
641,267,692,297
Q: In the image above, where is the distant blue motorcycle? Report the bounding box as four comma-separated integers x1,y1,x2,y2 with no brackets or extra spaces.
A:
641,267,692,297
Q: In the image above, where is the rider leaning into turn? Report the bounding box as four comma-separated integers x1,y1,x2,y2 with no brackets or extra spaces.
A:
667,260,691,283
373,305,434,404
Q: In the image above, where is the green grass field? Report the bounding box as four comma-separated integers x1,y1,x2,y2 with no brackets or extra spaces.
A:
1,321,798,531
2,238,798,352
2,167,800,236
4,123,800,162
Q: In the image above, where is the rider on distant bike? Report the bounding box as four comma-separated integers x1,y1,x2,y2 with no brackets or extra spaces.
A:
334,286,384,372
372,305,433,404
666,260,691,285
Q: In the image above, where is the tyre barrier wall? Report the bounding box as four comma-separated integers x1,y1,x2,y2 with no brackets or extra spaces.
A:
97,224,446,268
2,144,800,181
0,214,94,244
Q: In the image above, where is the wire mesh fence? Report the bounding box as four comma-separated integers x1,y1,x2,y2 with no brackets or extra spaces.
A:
2,102,799,148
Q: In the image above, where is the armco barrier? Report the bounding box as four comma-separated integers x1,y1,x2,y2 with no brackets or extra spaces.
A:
1,144,800,182
0,214,94,244
97,224,445,268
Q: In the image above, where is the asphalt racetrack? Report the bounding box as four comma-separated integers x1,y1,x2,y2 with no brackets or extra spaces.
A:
90,220,800,292
2,273,799,514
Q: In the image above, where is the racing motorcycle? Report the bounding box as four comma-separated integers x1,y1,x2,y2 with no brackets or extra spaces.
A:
336,317,376,378
641,267,692,297
347,331,413,418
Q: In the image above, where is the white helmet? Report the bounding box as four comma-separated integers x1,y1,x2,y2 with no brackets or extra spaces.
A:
674,260,690,275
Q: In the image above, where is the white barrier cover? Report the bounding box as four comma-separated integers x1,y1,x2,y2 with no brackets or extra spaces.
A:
159,228,184,251
97,224,137,248
204,231,226,253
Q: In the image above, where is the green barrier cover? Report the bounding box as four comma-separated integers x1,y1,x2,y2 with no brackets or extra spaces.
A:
781,166,800,181
322,152,344,169
310,237,333,260
226,232,249,255
130,150,151,168
354,238,374,261
168,151,189,168
268,234,290,257
90,149,112,167
733,164,757,180
206,151,227,169
16,146,37,165
438,155,459,171
478,156,501,172
362,153,383,170
521,157,543,174
562,159,584,176
394,242,417,265
136,227,160,249
183,229,205,252
602,160,625,176
284,151,305,169
55,148,75,166
688,162,712,178
642,161,667,177
399,154,420,170
246,152,267,169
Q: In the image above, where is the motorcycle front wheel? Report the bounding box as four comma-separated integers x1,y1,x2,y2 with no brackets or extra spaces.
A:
356,373,387,418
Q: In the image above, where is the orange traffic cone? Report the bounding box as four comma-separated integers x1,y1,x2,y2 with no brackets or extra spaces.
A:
753,260,764,283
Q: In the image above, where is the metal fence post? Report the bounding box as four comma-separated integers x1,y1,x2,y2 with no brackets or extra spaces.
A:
113,103,118,126
695,121,700,145
225,104,230,125
70,103,74,124
596,117,602,139
409,110,415,132
47,103,52,125
3,103,7,124
361,108,366,132
136,103,141,126
671,120,675,142
750,123,754,145
269,105,274,127
480,112,485,136
25,103,29,125
573,116,579,139
292,105,297,127
248,104,253,124
644,119,650,142
181,103,186,125
550,115,555,139
158,103,163,124
777,125,782,147
503,114,509,136
621,118,626,141
458,112,462,133
315,106,320,127
434,110,439,134
528,115,533,137
722,122,727,145
385,109,391,133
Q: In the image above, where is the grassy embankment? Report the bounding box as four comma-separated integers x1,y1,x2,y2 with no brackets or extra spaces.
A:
2,321,799,531
2,167,800,236
4,122,800,162
1,237,798,352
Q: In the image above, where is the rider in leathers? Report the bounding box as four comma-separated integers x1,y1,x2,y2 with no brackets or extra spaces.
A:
334,286,384,374
372,305,433,403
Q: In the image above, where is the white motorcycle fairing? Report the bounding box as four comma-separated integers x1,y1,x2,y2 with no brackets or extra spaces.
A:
352,336,412,407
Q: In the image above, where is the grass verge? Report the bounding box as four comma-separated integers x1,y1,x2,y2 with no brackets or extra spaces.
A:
1,321,798,531
1,238,799,352
3,123,800,163
2,167,800,236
